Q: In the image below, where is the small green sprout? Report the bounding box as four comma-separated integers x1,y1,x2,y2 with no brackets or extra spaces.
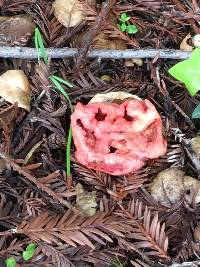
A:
6,257,16,267
5,243,36,267
34,27,74,177
22,243,36,261
34,27,48,64
49,75,73,177
112,256,124,267
119,13,138,35
49,75,73,112
66,127,72,177
50,75,74,88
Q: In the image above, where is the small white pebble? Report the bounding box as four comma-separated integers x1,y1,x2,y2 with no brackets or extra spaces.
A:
192,34,200,48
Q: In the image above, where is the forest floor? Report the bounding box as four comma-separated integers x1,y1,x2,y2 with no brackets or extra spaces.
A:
1,1,200,267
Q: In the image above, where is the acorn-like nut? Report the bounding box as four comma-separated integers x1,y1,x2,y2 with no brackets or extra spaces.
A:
191,136,200,156
0,70,31,111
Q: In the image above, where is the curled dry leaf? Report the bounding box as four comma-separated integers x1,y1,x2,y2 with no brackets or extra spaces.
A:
70,28,127,50
0,70,31,111
0,159,6,173
192,34,200,48
53,0,96,28
71,91,167,175
0,15,35,46
93,32,127,50
24,141,43,164
149,168,200,207
194,225,200,241
191,135,200,156
69,12,127,50
75,183,97,216
180,33,193,52
94,13,127,50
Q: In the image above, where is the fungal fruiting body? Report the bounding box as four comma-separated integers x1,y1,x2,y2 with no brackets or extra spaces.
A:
71,97,167,175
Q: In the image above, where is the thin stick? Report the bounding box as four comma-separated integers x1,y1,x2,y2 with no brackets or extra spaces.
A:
0,47,191,59
169,261,200,267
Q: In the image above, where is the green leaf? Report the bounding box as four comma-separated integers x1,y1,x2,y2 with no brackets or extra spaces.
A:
120,13,128,22
120,23,127,32
168,48,200,96
34,27,48,64
49,76,73,112
50,75,74,88
22,243,36,261
6,257,16,267
49,75,73,178
112,257,124,267
192,103,200,119
126,24,138,34
66,127,72,177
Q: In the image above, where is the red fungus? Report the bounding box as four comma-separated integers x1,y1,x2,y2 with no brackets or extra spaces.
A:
71,98,167,175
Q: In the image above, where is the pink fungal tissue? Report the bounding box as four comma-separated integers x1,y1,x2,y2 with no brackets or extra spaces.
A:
71,98,167,176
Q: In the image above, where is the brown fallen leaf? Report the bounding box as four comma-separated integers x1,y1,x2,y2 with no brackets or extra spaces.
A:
93,32,127,50
180,33,193,52
0,15,35,46
0,70,31,111
149,168,200,207
53,0,96,28
70,28,127,50
194,225,200,241
0,159,6,173
191,135,200,156
75,183,97,217
69,12,127,50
